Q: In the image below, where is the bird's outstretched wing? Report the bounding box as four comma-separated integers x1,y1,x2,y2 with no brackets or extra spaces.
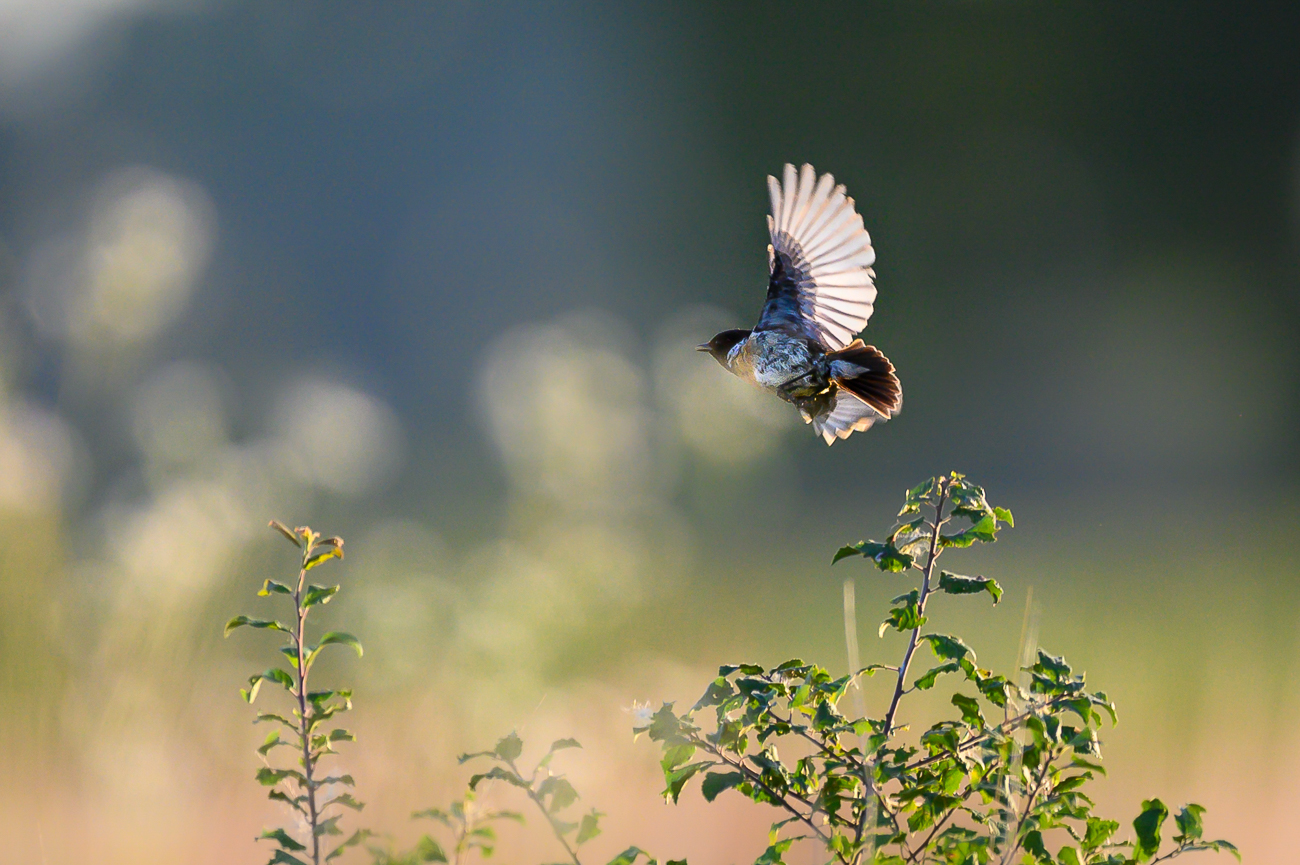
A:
754,163,877,351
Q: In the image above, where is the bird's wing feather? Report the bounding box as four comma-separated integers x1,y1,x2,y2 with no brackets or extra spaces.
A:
755,163,878,351
810,389,883,445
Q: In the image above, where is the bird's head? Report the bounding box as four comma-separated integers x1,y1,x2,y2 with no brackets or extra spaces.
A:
697,329,750,367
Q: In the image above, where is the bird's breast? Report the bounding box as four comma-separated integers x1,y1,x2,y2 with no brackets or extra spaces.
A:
734,333,824,394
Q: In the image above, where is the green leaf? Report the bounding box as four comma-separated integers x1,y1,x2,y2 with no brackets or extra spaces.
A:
314,815,343,836
256,767,304,786
325,829,374,862
305,547,344,570
1021,830,1049,863
1132,799,1168,863
922,634,974,664
323,792,364,811
605,847,650,865
661,743,697,772
268,790,306,815
1173,803,1205,842
269,851,310,865
899,478,936,515
303,584,340,608
576,809,602,845
314,632,363,659
701,771,745,802
951,693,985,728
993,506,1014,527
224,616,288,637
1057,847,1082,865
538,776,579,813
468,766,529,790
259,580,293,596
879,589,926,636
257,730,286,756
833,540,914,571
549,737,582,754
269,520,303,548
494,731,524,762
832,545,864,564
259,828,306,851
243,668,296,703
912,662,960,691
1081,817,1119,852
664,761,710,803
939,514,998,548
416,835,448,863
937,571,1003,604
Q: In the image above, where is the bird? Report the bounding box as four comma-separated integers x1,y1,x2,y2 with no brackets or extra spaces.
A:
698,163,902,445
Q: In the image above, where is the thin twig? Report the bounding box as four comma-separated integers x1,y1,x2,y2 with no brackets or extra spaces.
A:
507,758,583,865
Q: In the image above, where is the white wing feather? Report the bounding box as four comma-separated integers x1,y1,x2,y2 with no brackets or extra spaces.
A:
766,163,878,351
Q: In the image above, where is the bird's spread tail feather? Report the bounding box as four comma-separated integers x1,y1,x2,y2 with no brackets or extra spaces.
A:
827,340,901,418
806,340,901,445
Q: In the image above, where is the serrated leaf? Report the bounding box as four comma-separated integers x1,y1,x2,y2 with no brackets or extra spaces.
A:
259,828,306,851
468,766,528,790
922,634,974,663
576,809,602,845
664,761,710,803
538,776,579,813
605,847,650,865
913,662,959,690
701,770,745,802
323,792,364,811
937,571,1003,604
1133,799,1168,862
939,512,999,548
951,693,985,728
325,829,374,862
225,616,288,637
1173,803,1205,842
494,731,524,762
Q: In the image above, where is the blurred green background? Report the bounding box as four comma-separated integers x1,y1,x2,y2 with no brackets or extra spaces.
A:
0,2,1296,863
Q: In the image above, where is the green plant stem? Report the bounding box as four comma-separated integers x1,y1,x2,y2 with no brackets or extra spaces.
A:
998,747,1056,865
293,554,321,865
691,737,837,854
855,480,951,862
507,758,584,865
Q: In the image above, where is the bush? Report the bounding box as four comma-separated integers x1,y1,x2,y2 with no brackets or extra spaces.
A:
227,474,1235,865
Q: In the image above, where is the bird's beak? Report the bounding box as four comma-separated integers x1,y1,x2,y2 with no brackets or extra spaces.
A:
696,343,711,352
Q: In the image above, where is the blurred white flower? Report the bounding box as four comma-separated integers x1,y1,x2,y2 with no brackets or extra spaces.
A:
624,700,655,729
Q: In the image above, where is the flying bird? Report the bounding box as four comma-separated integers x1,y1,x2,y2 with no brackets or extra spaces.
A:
699,164,902,445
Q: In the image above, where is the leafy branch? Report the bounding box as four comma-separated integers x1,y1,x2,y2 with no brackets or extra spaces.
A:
227,521,367,865
638,472,1237,865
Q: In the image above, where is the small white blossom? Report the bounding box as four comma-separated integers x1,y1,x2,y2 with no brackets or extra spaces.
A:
624,700,655,728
